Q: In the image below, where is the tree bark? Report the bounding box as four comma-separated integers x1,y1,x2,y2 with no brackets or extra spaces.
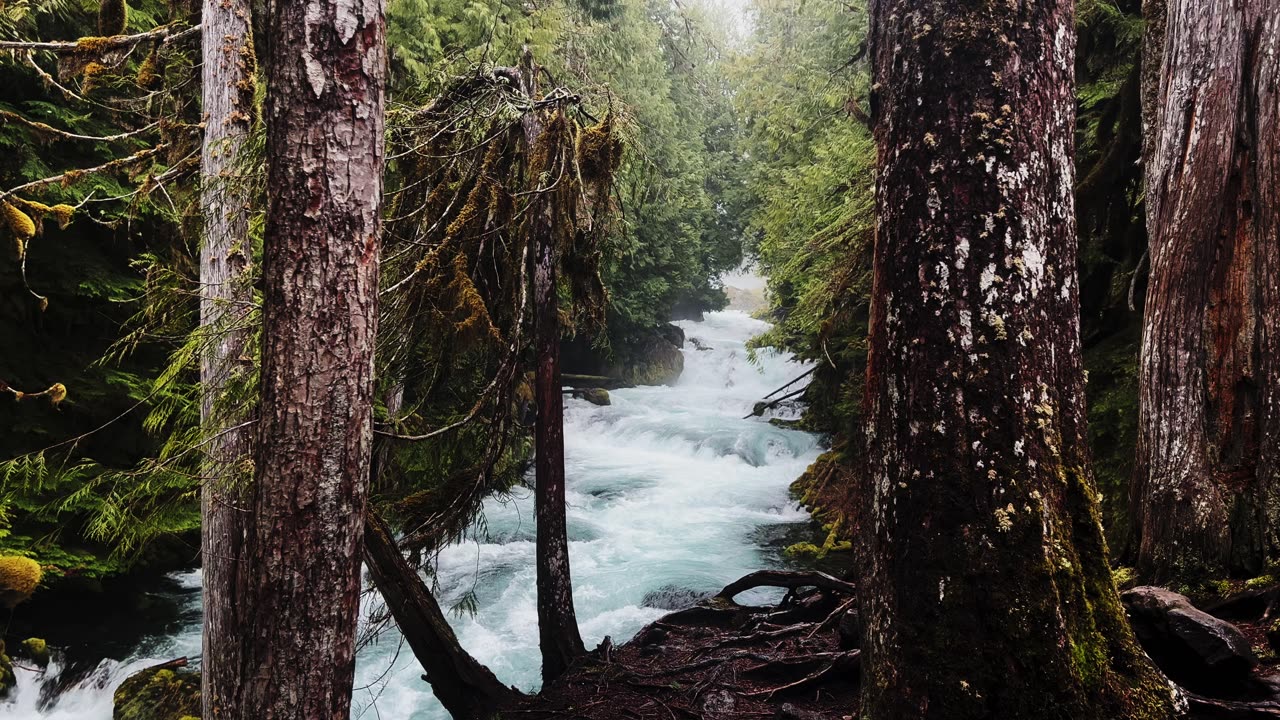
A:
1130,0,1280,581
198,0,255,715
363,512,521,719
860,1,1178,718
519,56,585,685
236,0,385,714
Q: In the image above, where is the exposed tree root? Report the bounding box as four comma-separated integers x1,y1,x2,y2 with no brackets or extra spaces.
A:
715,570,856,601
504,571,861,719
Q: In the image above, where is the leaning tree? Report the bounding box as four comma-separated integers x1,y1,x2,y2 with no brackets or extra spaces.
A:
859,0,1178,717
1129,0,1280,581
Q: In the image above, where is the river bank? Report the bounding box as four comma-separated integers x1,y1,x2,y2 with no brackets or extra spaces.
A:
5,308,833,719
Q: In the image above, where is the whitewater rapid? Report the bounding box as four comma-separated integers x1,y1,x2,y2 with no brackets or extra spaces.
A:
8,310,820,719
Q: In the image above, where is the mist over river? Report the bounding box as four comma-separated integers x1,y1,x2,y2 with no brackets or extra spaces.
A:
7,309,823,720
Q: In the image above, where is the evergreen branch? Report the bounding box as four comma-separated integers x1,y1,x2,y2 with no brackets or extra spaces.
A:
0,23,200,53
0,144,168,202
0,109,157,143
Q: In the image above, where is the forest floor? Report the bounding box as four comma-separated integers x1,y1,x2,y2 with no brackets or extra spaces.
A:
505,571,859,720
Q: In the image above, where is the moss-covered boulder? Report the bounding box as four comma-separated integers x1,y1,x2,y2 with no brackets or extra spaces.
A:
578,388,611,406
113,665,201,720
619,333,683,386
18,637,49,667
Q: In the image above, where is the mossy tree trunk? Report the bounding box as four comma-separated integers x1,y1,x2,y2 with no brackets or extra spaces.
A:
860,0,1179,717
1130,0,1280,581
234,0,385,714
198,0,255,715
521,57,586,682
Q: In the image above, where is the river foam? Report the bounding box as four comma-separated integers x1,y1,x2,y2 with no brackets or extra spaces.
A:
8,310,819,720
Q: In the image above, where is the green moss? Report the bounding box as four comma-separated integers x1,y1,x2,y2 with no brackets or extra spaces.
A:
0,556,43,608
1245,574,1277,589
0,641,13,699
19,637,49,667
113,666,201,720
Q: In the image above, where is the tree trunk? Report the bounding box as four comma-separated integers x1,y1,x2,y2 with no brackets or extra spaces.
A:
236,0,385,714
1130,0,1280,581
198,0,255,715
860,1,1178,718
363,512,521,719
521,55,585,684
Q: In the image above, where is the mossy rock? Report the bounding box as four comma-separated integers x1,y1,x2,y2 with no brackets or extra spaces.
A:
0,640,14,699
579,388,611,406
19,637,49,667
113,665,201,720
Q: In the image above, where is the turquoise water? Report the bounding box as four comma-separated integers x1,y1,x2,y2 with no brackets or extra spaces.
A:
9,310,820,719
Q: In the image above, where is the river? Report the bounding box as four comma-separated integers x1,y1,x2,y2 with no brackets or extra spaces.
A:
7,309,821,719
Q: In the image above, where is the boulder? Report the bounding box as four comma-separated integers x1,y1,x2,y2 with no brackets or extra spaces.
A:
1122,586,1259,697
570,388,611,406
19,637,49,667
621,333,684,386
113,662,201,720
658,323,685,349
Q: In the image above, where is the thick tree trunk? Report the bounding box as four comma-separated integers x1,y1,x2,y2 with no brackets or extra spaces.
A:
236,0,385,714
198,1,255,716
860,1,1178,718
519,56,585,684
1130,0,1280,581
363,512,520,719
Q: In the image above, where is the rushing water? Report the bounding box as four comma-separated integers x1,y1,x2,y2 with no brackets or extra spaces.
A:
7,309,821,720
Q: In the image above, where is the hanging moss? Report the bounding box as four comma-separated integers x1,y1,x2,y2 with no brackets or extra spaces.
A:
2,201,35,258
97,0,127,36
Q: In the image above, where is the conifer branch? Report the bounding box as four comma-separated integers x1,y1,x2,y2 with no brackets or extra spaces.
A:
0,110,157,143
0,144,168,203
0,24,200,53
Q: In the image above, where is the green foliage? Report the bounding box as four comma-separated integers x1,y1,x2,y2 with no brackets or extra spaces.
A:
736,0,873,436
0,0,202,579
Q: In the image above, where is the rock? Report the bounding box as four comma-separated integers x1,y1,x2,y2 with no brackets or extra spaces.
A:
643,584,713,610
574,388,611,406
689,337,712,351
621,333,684,386
19,637,49,667
658,323,685,349
113,663,201,720
1123,586,1259,696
